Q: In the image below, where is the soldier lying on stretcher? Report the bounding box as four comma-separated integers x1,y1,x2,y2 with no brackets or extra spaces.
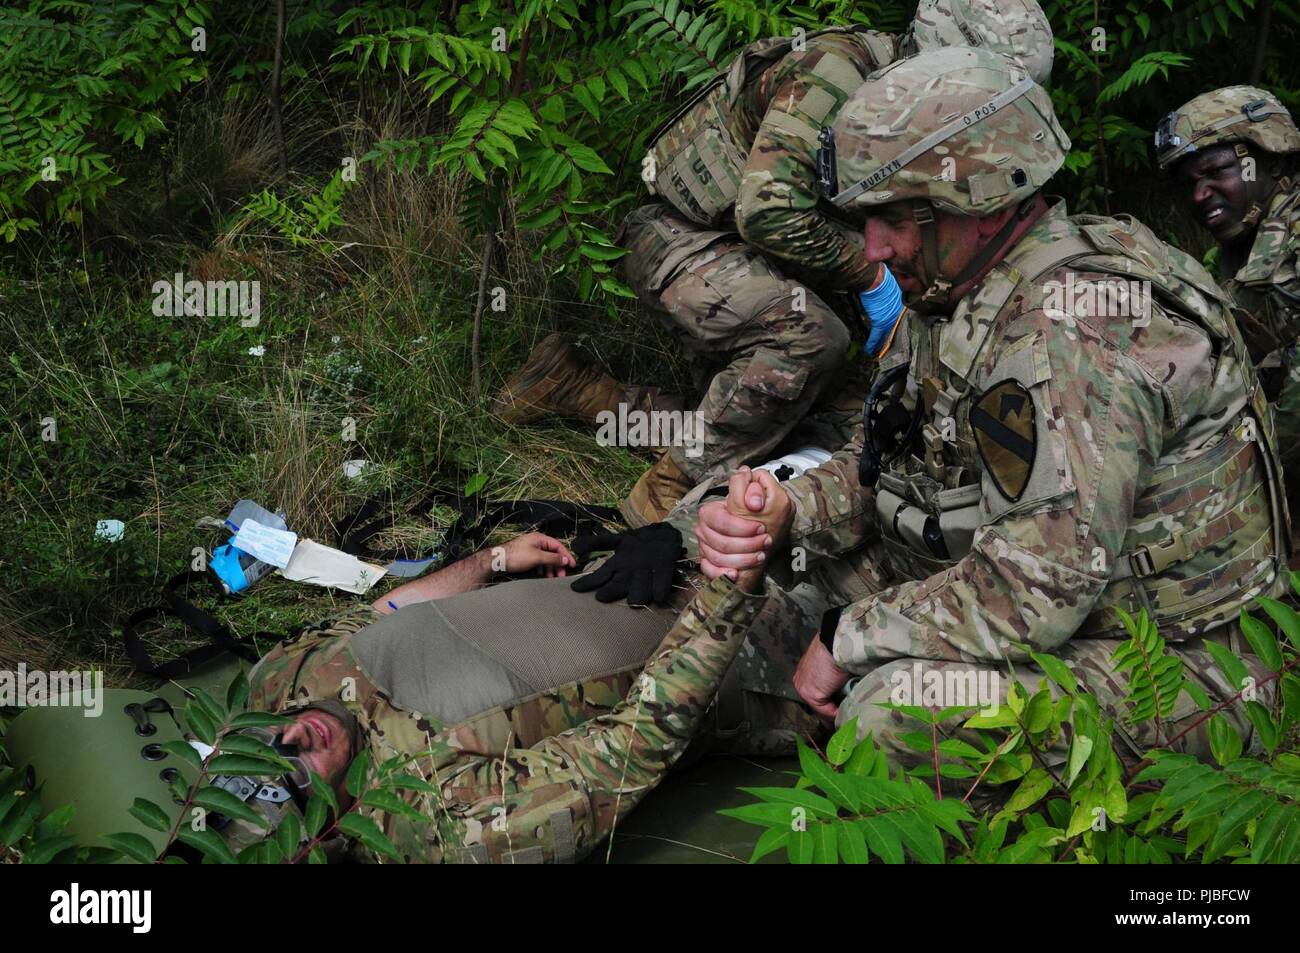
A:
233,467,822,862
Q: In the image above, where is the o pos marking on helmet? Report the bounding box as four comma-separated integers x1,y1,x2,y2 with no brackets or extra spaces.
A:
821,46,1069,225
831,77,1037,206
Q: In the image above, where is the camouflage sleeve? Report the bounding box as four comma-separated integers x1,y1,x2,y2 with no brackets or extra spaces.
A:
662,419,873,581
832,301,1194,669
778,418,874,563
394,576,765,863
734,50,879,291
1265,242,1300,471
666,498,705,561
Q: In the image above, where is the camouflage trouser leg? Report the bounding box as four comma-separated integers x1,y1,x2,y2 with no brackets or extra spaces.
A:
618,202,852,483
835,635,1276,776
623,385,689,418
782,363,873,453
706,581,829,756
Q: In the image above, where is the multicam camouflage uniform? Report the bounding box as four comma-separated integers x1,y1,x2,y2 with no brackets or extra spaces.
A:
244,568,828,863
622,1,1056,483
1240,185,1300,525
760,49,1289,769
1155,87,1300,529
621,28,891,483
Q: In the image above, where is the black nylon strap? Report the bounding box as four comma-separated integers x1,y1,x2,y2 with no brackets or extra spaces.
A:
122,571,261,680
338,491,623,566
125,492,623,680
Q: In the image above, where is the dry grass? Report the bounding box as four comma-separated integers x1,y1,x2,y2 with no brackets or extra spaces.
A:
0,73,670,686
0,592,60,673
239,374,354,543
338,109,473,307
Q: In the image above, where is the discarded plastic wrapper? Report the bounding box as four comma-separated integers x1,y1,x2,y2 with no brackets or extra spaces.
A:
383,556,440,578
225,500,287,534
231,518,298,569
94,519,125,543
211,499,289,595
279,540,387,594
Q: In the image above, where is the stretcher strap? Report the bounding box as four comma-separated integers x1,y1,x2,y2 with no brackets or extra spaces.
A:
122,571,262,679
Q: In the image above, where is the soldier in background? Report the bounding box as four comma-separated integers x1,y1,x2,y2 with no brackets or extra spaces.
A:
1155,87,1300,547
694,48,1287,771
495,0,1055,526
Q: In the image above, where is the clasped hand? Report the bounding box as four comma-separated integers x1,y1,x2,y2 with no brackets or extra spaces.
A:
696,465,849,718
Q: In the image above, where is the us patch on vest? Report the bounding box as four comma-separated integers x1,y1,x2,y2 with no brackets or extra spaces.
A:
971,379,1036,502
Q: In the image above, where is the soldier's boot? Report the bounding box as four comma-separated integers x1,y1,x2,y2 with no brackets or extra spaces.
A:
493,334,625,425
619,451,695,527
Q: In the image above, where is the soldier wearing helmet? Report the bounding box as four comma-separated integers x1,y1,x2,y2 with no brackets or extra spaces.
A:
228,488,800,863
1156,87,1300,541
692,47,1287,769
495,0,1056,528
4,506,829,865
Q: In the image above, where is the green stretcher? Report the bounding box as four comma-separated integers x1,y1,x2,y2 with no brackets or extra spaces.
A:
3,652,796,864
598,755,800,864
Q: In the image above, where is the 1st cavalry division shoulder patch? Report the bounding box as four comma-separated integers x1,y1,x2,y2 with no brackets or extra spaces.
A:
970,379,1036,501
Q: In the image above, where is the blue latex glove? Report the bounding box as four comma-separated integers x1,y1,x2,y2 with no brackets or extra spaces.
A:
210,542,251,593
858,265,905,357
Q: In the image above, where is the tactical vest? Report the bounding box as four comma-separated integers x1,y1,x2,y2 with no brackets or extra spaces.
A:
1225,184,1300,360
645,26,893,227
873,210,1291,641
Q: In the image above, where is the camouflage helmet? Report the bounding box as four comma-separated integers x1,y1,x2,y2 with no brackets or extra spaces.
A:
908,0,1055,85
825,46,1069,217
200,725,317,859
1155,85,1300,171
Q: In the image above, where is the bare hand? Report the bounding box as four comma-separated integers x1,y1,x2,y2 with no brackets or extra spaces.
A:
497,532,576,577
793,637,850,723
697,467,794,588
372,532,577,614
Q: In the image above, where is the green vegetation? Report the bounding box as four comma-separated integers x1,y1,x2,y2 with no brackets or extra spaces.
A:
725,594,1300,864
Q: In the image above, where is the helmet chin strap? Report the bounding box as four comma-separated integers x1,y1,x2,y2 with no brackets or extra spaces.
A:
913,201,951,311
1222,144,1291,242
912,196,1040,312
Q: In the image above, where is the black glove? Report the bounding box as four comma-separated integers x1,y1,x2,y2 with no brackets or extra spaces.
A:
569,523,685,605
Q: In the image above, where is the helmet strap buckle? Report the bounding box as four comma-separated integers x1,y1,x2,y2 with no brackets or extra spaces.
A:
1243,99,1271,123
912,200,951,308
1241,201,1265,230
920,277,952,308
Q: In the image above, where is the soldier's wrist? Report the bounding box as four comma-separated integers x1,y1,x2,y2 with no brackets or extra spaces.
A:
703,572,769,612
